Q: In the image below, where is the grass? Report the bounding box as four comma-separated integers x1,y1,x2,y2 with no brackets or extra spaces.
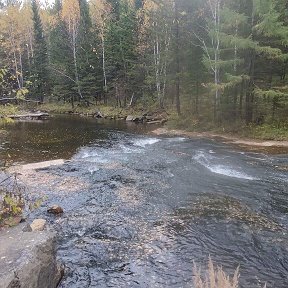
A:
0,104,19,117
167,111,288,141
193,258,266,288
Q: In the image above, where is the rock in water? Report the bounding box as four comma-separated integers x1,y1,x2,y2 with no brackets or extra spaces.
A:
47,205,63,214
30,219,47,231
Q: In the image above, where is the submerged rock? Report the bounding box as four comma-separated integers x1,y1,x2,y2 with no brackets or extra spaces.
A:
0,224,62,288
47,205,64,215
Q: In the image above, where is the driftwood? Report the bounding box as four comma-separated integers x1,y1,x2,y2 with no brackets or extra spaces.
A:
147,119,167,125
2,113,50,120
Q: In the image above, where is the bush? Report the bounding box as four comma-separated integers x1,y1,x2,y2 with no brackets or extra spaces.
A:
0,175,25,227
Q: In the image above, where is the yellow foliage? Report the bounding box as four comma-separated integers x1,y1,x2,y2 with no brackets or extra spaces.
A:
62,0,81,32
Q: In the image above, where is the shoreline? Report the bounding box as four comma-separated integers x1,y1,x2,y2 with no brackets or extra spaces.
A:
1,105,287,153
151,128,288,154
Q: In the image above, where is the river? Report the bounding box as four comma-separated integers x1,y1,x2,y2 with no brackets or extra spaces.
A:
1,115,288,287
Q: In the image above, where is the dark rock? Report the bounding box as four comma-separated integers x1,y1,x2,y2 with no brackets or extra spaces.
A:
22,224,32,232
93,111,104,118
0,224,62,288
47,205,64,215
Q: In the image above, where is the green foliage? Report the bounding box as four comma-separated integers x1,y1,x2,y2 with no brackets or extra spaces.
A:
0,0,287,136
0,104,18,117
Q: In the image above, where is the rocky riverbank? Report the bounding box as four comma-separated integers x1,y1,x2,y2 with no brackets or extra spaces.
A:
0,223,62,288
151,128,288,154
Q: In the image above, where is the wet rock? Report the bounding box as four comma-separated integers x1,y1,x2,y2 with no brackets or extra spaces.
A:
0,224,62,288
47,205,64,215
22,223,32,232
126,115,145,122
30,219,47,231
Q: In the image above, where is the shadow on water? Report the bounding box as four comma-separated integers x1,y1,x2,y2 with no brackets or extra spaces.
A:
1,115,288,287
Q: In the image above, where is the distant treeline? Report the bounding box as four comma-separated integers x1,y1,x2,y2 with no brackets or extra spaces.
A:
0,0,287,126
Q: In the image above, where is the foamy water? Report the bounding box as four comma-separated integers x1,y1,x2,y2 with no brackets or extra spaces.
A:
132,138,160,147
193,151,257,180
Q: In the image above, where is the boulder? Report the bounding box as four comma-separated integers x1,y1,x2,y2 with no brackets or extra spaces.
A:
30,219,47,231
93,111,104,118
47,205,63,215
0,224,62,288
126,115,134,121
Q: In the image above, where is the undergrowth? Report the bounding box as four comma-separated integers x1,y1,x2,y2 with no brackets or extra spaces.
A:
168,111,288,141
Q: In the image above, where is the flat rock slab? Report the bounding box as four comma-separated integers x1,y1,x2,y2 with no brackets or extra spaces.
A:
0,224,61,288
8,159,65,174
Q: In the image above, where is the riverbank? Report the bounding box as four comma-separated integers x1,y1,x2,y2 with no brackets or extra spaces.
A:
152,128,288,154
0,103,287,145
39,103,288,141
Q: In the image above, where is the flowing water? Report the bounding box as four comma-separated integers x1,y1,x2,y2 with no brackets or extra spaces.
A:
1,116,288,287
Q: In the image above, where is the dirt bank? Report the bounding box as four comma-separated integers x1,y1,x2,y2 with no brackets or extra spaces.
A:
151,128,288,154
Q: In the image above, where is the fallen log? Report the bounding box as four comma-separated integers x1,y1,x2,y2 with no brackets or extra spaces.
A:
147,119,167,125
2,113,50,120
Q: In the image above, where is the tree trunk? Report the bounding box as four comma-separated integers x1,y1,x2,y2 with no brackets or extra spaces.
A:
174,0,181,115
245,51,255,125
195,80,199,116
72,24,83,102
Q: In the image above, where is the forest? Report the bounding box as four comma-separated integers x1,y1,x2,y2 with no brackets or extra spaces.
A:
0,0,287,136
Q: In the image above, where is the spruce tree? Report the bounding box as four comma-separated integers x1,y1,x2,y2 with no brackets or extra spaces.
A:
31,0,49,102
78,0,99,102
49,0,75,104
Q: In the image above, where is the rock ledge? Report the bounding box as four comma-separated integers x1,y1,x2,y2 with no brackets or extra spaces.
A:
0,224,61,288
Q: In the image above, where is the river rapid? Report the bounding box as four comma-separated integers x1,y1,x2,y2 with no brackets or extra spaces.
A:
1,116,288,287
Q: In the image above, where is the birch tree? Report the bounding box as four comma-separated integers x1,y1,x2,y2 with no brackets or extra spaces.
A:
62,0,83,105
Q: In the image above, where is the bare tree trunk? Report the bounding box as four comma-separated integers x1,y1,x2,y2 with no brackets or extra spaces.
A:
195,80,199,116
174,0,181,115
72,24,83,102
101,34,108,103
239,77,244,119
213,0,220,121
153,31,162,108
19,48,24,89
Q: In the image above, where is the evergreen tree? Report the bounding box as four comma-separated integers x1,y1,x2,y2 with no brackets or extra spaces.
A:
31,0,49,102
78,0,99,102
106,0,138,107
49,0,75,103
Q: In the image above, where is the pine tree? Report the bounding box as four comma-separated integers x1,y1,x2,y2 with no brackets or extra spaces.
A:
31,0,49,102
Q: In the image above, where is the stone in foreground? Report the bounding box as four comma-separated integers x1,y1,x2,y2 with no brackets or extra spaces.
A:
30,218,47,231
0,224,61,288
